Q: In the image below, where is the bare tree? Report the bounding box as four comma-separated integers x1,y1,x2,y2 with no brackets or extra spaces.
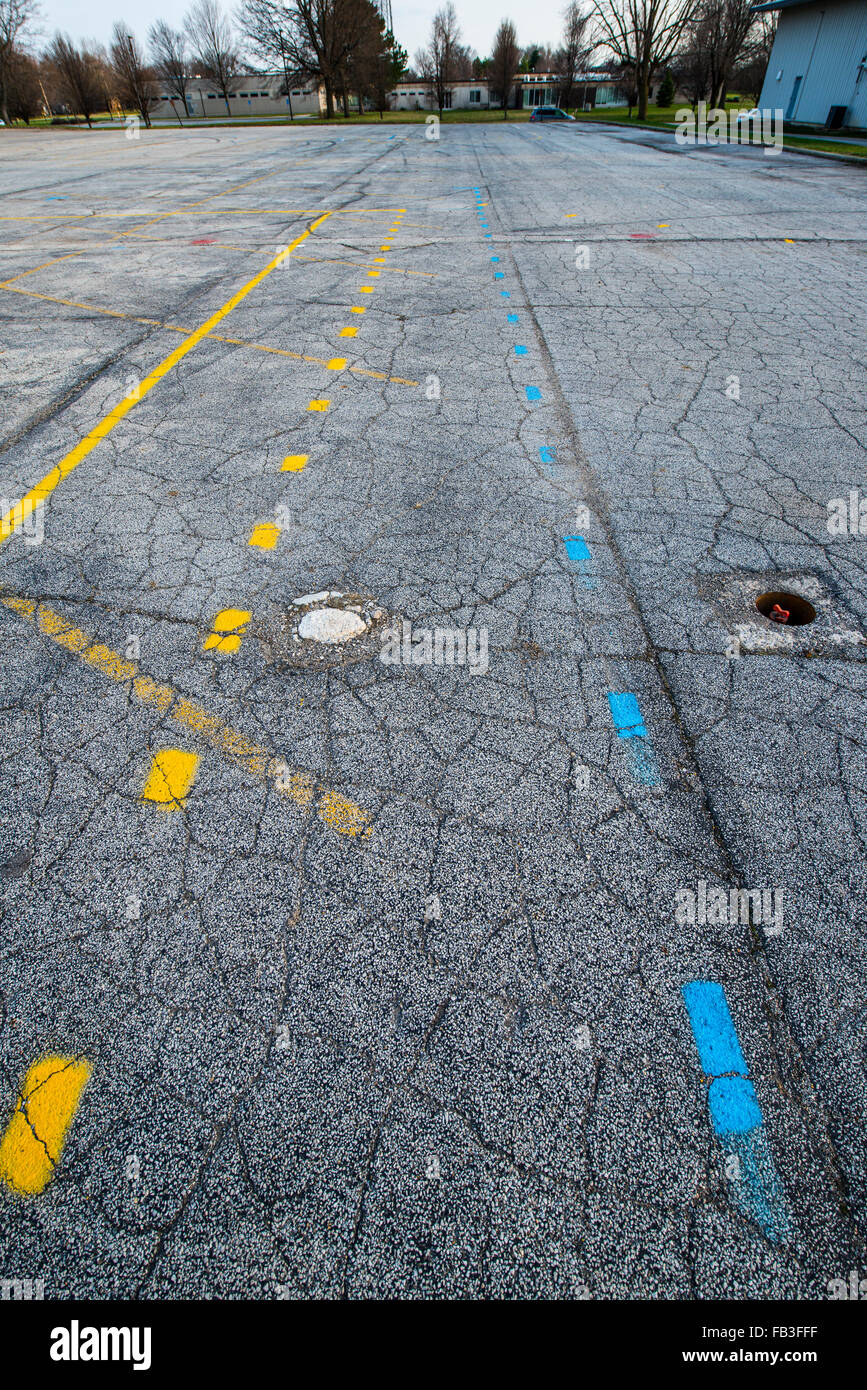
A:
0,0,39,125
588,0,698,120
266,0,377,120
695,0,758,107
733,12,776,104
149,20,190,125
44,33,105,126
236,0,298,117
415,2,461,118
490,19,517,117
110,23,158,127
556,2,593,110
185,0,238,115
5,45,40,120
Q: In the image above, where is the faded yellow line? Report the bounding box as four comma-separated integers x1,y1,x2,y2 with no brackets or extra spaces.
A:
0,595,371,839
0,212,333,544
0,171,292,287
0,1056,91,1196
0,285,419,386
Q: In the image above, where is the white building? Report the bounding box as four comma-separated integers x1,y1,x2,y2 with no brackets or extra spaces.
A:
388,71,624,112
755,0,867,130
150,73,324,121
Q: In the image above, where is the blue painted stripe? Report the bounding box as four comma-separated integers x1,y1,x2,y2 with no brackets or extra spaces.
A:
539,446,555,463
682,981,748,1078
681,981,788,1241
607,692,646,739
525,386,541,401
564,535,591,562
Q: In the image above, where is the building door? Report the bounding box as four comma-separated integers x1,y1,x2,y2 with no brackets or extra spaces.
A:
848,52,867,130
785,75,803,121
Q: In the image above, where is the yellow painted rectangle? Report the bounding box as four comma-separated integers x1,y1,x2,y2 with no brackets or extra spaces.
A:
360,286,374,294
350,307,365,315
367,271,380,278
327,357,346,369
142,748,199,808
282,454,308,471
307,399,329,412
0,1056,91,1195
249,521,280,546
339,326,357,337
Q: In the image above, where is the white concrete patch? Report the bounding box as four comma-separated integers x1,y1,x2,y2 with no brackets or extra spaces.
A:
298,608,367,644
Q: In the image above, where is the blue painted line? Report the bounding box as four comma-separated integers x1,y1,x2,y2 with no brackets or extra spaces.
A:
507,313,519,323
494,272,504,279
539,445,555,463
607,692,646,739
682,982,789,1241
564,535,591,562
525,386,541,401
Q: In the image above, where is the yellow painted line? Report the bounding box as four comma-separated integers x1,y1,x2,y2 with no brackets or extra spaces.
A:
0,595,371,838
249,521,280,548
0,211,333,546
0,286,418,387
308,399,329,412
0,172,290,287
327,357,346,369
340,326,357,337
784,238,795,244
142,748,200,809
203,607,252,653
0,1056,91,1196
282,454,308,471
658,223,670,228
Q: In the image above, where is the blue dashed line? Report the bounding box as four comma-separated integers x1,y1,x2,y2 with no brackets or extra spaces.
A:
607,692,646,738
564,535,591,562
491,256,500,262
507,313,518,323
539,445,555,463
494,272,504,279
682,982,789,1242
515,345,528,355
525,386,541,401
501,291,510,298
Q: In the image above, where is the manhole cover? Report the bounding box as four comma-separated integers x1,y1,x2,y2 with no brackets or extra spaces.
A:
697,572,866,658
257,590,393,669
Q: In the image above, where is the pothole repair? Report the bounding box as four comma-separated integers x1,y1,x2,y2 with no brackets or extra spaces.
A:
257,590,394,669
697,572,866,658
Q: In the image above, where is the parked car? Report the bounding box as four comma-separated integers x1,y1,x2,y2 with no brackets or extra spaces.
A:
529,107,575,122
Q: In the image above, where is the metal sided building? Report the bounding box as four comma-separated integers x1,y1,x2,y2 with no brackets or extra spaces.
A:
754,0,867,130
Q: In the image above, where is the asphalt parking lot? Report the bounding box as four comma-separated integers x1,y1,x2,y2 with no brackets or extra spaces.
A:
0,119,865,1299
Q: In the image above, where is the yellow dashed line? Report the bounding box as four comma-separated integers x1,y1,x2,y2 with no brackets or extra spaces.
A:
203,607,251,653
340,326,358,337
0,212,333,545
307,399,329,412
142,748,200,809
350,307,365,315
327,357,346,369
282,454,308,471
360,286,374,294
0,1056,91,1196
0,595,371,837
249,521,280,547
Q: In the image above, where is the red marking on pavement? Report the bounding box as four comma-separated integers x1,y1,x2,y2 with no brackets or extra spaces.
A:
629,232,655,239
192,239,216,245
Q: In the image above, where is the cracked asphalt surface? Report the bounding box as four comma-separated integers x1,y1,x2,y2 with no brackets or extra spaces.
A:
0,119,865,1300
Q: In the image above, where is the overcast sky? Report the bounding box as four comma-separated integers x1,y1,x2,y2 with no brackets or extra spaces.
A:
29,1,573,62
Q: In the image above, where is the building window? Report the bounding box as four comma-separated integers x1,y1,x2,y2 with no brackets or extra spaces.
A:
443,90,452,108
469,89,481,104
